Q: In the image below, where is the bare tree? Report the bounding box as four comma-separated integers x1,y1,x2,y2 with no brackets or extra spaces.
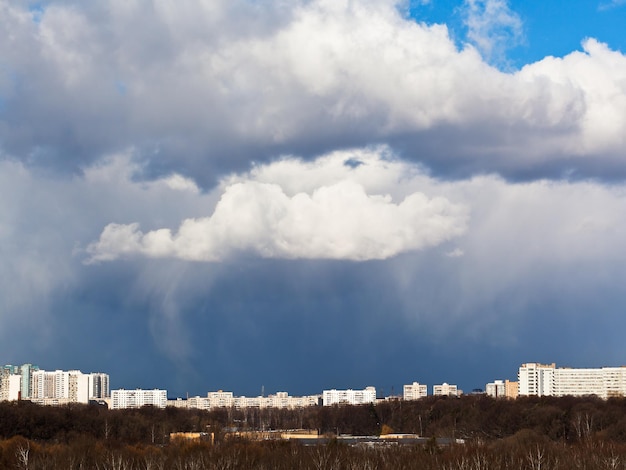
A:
15,441,30,470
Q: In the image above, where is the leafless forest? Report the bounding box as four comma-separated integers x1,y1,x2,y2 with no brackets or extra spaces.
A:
3,395,626,469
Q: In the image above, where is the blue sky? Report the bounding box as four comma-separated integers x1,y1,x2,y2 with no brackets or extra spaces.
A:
410,0,626,68
2,0,626,398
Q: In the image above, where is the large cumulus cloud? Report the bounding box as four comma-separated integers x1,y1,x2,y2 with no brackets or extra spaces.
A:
1,0,626,181
86,148,468,262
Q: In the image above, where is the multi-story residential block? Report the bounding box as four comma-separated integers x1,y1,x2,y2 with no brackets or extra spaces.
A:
322,387,376,406
29,369,110,404
485,379,518,399
89,373,111,399
190,391,320,409
0,364,40,400
403,382,428,400
111,389,167,409
518,363,556,396
19,364,38,398
32,370,69,400
485,380,506,398
505,380,519,399
519,363,626,399
0,369,22,401
433,383,460,397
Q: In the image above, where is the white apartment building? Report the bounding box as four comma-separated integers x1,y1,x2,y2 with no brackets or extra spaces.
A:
111,389,167,409
433,383,460,397
30,370,110,404
485,379,518,399
178,390,320,410
0,371,22,401
519,363,626,399
322,387,376,406
518,363,555,396
485,380,506,398
89,373,110,399
403,382,428,400
32,370,71,400
68,372,89,403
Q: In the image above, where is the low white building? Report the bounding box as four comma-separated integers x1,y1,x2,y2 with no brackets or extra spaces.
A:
485,380,505,398
111,389,167,409
403,382,428,400
177,390,320,410
322,387,376,406
485,379,518,399
433,383,460,397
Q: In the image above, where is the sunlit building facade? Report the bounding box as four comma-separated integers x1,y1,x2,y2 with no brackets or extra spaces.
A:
111,389,167,409
403,382,428,400
433,383,460,397
322,387,377,406
177,390,321,410
519,363,626,399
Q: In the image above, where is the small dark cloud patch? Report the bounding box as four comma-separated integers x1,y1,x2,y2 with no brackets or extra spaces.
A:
344,158,364,169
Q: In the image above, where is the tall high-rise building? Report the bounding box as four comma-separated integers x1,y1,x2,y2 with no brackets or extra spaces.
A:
88,373,110,399
19,364,39,398
30,369,110,403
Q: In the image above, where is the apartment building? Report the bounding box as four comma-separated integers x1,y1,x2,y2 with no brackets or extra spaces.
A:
111,389,167,409
322,387,376,406
0,364,40,400
0,370,22,401
177,390,320,410
29,370,110,404
519,363,626,398
403,382,428,400
485,380,518,399
89,373,111,399
518,363,556,396
433,383,460,397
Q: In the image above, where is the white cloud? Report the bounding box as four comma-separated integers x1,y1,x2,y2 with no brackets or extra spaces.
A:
445,248,465,258
86,149,469,262
162,174,200,193
1,0,626,179
599,0,626,11
462,0,524,66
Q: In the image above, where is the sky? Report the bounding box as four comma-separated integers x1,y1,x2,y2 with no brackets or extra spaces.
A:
2,0,626,398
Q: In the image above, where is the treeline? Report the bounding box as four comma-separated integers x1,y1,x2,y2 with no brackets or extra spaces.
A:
3,394,626,443
2,395,626,468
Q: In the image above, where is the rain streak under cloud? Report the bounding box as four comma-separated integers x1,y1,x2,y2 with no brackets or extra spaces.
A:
2,0,626,395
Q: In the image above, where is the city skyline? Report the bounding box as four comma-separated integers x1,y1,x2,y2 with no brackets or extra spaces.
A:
2,0,626,398
7,361,626,404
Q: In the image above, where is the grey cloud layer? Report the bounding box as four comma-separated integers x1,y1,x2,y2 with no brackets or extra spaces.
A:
1,0,626,180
